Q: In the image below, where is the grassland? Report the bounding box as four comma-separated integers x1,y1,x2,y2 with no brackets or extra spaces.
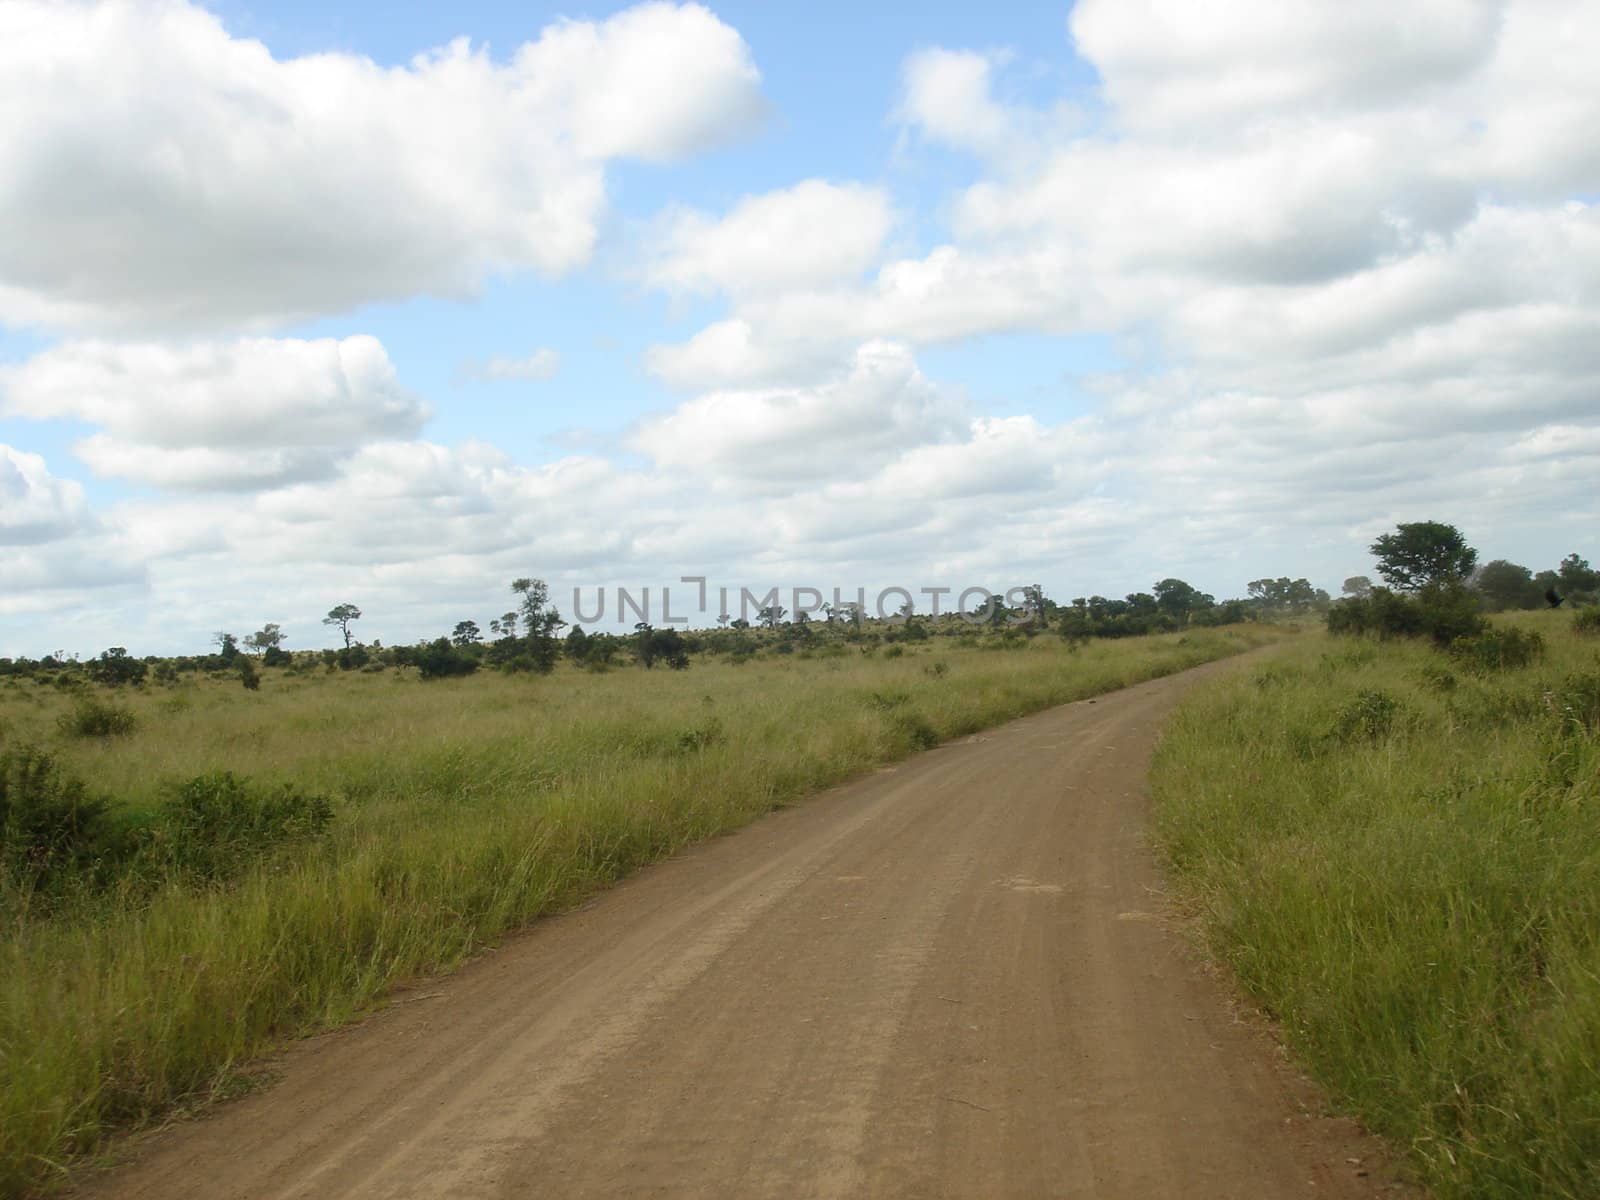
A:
0,624,1282,1197
1151,610,1600,1200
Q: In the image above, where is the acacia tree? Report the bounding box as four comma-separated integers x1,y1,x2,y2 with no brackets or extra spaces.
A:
1342,576,1373,599
243,623,285,656
511,577,566,673
1370,522,1477,592
322,604,362,649
450,620,482,648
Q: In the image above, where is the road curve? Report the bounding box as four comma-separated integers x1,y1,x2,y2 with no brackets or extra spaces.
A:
78,654,1406,1199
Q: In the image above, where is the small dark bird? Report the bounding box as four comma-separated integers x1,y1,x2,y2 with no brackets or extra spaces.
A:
1546,588,1564,608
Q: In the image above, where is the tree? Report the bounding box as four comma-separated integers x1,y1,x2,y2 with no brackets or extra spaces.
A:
1342,576,1373,599
1153,578,1213,618
417,637,478,680
1558,553,1599,599
1471,560,1539,611
450,620,482,648
758,604,787,630
212,631,239,661
510,577,566,673
323,604,362,649
243,623,285,657
87,647,147,686
1370,522,1477,592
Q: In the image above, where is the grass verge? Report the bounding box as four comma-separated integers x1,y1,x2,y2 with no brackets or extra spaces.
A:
1151,611,1599,1199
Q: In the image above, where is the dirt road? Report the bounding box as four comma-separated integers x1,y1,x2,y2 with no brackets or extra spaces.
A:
80,655,1405,1199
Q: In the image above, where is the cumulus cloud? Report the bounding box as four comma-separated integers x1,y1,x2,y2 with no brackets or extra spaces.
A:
0,336,426,490
629,341,964,485
643,180,894,297
1069,0,1503,130
0,0,765,333
0,444,93,544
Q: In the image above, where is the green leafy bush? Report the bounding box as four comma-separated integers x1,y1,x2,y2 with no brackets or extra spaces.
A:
1332,689,1402,741
1573,606,1600,637
1448,627,1545,673
1327,583,1486,647
58,696,137,738
154,771,333,882
417,637,480,680
0,746,110,894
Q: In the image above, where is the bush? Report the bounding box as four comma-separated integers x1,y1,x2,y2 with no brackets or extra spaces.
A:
58,696,137,738
1449,627,1546,673
155,771,333,882
85,647,147,687
1326,583,1486,647
417,638,479,680
0,746,110,894
1332,689,1402,741
1573,607,1600,637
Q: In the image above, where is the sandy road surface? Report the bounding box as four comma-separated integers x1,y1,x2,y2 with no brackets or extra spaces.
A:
79,655,1407,1199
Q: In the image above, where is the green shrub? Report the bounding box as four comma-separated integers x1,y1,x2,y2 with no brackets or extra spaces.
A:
674,719,723,753
0,746,110,894
1327,583,1486,647
417,638,480,680
1573,606,1600,637
57,696,137,738
1332,688,1402,741
1448,626,1546,673
154,772,333,882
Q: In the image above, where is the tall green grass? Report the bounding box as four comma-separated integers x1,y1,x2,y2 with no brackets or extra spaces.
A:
0,626,1281,1196
1152,611,1600,1199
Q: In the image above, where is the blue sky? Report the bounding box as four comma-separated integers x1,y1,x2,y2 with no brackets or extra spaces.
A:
2,0,1598,655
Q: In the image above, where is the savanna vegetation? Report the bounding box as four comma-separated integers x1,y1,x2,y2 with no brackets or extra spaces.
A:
0,614,1285,1197
1152,523,1600,1199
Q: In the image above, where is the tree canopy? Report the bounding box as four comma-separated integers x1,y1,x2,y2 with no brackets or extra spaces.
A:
1370,522,1477,591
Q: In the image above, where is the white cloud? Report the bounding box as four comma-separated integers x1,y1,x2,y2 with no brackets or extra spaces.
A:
0,336,426,490
1070,0,1503,131
642,180,894,297
0,444,93,544
629,340,964,485
643,318,844,390
0,0,765,334
896,49,1016,157
465,349,562,381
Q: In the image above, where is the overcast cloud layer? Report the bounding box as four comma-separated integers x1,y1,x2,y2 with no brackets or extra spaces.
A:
1,0,1597,655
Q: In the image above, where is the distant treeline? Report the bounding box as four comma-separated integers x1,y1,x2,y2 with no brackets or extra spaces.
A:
7,528,1594,687
0,572,1318,687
